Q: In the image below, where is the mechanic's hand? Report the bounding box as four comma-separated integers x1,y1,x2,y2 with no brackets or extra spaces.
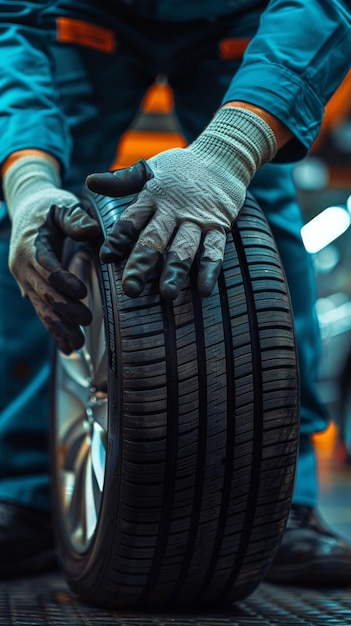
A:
4,156,101,354
86,107,277,300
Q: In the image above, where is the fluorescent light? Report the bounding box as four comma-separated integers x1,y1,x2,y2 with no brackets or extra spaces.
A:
301,206,351,253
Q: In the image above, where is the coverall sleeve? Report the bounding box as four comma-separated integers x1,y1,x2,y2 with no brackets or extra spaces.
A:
0,1,72,177
223,0,351,161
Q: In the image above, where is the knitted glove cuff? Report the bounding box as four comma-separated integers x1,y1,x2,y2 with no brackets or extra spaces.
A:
3,156,61,220
190,107,277,189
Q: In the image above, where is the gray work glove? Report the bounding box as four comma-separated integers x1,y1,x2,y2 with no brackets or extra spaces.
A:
86,107,277,299
4,157,101,354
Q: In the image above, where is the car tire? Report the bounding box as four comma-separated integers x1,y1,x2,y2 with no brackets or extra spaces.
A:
50,189,299,609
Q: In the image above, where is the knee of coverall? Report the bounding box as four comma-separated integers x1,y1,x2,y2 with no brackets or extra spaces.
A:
249,163,329,437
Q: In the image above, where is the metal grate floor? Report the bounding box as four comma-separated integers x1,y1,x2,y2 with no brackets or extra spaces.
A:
1,573,351,625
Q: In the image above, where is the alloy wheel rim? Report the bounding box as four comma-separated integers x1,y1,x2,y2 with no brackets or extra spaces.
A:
54,251,108,552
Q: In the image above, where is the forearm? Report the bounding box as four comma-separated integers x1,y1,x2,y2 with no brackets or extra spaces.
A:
223,0,351,160
0,15,71,185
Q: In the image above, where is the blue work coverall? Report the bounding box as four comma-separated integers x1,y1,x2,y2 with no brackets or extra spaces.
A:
0,0,350,511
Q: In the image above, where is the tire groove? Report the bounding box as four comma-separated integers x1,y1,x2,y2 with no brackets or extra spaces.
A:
195,246,237,598
140,299,179,604
170,267,208,601
220,221,264,601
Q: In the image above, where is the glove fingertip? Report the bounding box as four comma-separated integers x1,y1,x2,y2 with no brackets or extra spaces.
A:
48,271,87,300
80,220,101,239
99,244,124,264
58,330,85,355
57,340,72,356
80,309,93,327
197,282,214,298
159,283,179,301
86,172,117,195
159,251,191,301
197,258,222,297
122,276,145,298
86,159,153,197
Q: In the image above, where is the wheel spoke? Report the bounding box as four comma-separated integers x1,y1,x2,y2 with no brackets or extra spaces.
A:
91,423,107,492
85,452,98,540
55,370,90,440
67,437,90,545
60,419,89,471
90,394,108,432
59,349,92,388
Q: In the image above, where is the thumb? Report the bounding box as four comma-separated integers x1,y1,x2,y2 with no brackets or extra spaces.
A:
86,159,153,197
54,203,101,241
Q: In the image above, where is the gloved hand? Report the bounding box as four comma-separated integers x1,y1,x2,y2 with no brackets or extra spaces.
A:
86,107,277,300
4,156,101,354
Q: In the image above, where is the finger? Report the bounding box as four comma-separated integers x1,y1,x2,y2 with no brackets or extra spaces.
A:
33,213,90,299
159,222,202,300
159,251,192,300
35,204,99,274
100,217,141,263
198,229,226,297
48,316,85,355
120,211,177,297
100,191,156,263
28,288,86,355
50,293,92,327
35,257,89,300
86,159,153,197
122,244,161,297
55,204,101,241
34,208,96,296
27,268,92,324
48,268,88,300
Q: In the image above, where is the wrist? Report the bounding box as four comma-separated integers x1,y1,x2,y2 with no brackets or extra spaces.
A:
190,106,277,188
222,101,292,149
3,155,61,220
1,149,60,178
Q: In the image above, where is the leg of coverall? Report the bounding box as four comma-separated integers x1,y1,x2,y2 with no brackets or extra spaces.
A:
0,205,51,511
